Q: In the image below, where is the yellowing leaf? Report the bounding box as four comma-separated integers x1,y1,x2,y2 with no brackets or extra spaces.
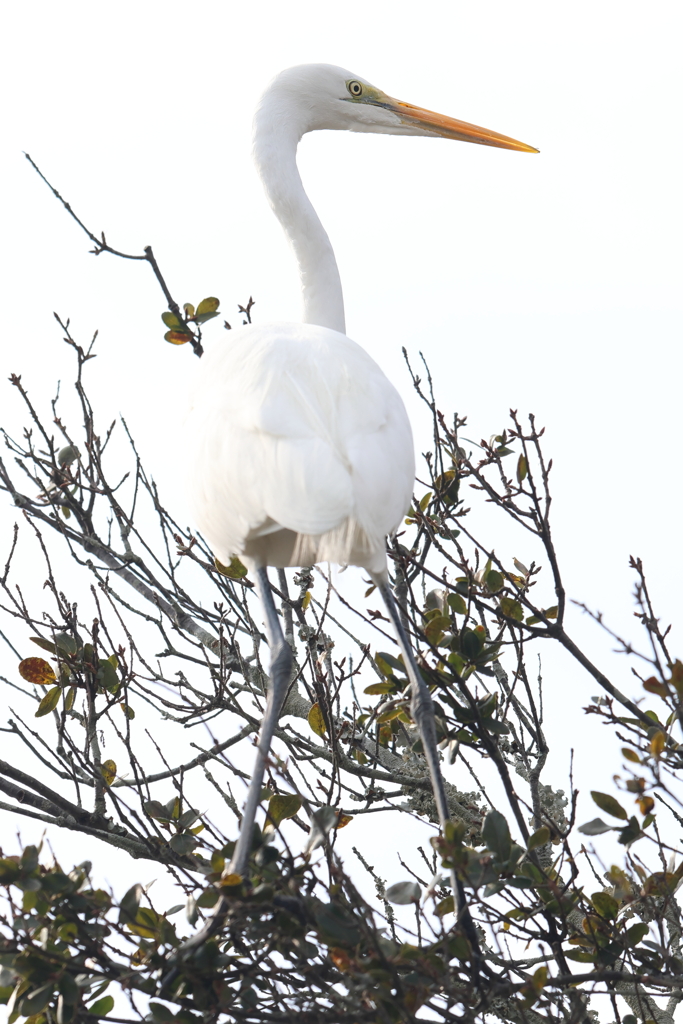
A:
214,556,248,580
196,297,220,316
643,677,669,697
499,597,524,621
308,702,326,737
622,748,640,763
221,873,243,887
636,795,655,815
35,685,61,717
119,702,135,720
267,793,302,827
650,730,665,758
302,590,311,610
336,814,353,829
363,681,396,695
516,454,528,483
19,657,56,687
377,705,404,723
164,330,190,345
435,895,454,917
527,826,550,850
65,685,77,711
101,759,116,786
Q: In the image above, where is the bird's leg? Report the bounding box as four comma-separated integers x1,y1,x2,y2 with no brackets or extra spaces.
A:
228,566,293,878
375,574,483,967
158,567,293,989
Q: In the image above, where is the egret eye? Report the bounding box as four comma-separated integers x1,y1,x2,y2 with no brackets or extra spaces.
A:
348,81,363,98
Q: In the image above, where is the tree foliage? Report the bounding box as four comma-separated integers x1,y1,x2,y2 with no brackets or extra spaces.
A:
0,168,681,1023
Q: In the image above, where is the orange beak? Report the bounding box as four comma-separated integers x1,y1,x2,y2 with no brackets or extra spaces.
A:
387,98,539,153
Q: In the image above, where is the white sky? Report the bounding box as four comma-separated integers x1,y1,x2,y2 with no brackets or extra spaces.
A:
0,0,682,963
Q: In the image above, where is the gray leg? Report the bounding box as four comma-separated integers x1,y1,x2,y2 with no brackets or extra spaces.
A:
229,566,293,877
158,568,293,989
376,576,482,964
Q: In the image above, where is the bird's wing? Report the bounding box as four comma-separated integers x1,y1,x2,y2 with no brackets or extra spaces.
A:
185,323,414,562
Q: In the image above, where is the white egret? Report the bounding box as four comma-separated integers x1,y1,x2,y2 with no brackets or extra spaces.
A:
184,64,537,925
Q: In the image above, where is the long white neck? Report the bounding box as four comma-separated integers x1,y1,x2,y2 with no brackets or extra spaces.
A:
253,98,346,335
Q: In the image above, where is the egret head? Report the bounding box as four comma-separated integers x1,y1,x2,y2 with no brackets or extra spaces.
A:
258,63,538,153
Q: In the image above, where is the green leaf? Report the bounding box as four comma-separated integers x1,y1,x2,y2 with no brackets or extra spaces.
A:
482,809,512,861
617,815,644,846
591,791,628,821
161,311,182,329
267,793,302,827
315,903,361,947
565,949,596,963
385,881,420,905
35,685,61,717
447,592,467,615
144,800,169,821
88,995,114,1016
54,632,80,656
196,297,220,316
57,444,80,466
118,883,143,925
425,614,449,644
29,636,57,655
376,651,405,673
578,817,613,835
169,834,197,856
149,1002,176,1022
20,984,54,1016
516,454,528,483
460,629,484,659
214,556,248,580
97,659,119,694
119,702,135,720
485,569,504,593
591,891,619,919
527,827,550,850
625,922,648,947
499,597,524,621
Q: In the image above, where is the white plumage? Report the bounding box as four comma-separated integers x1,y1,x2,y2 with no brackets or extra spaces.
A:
186,322,413,574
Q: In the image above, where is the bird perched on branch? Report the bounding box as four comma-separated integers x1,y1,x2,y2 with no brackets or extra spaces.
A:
184,64,537,930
